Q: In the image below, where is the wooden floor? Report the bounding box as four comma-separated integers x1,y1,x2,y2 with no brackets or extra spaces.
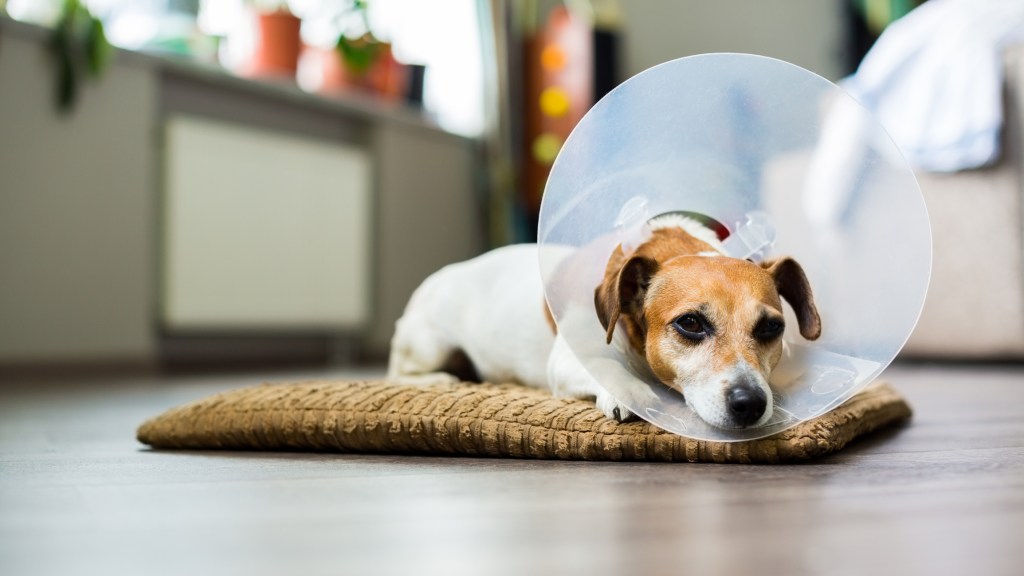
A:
1,362,1022,576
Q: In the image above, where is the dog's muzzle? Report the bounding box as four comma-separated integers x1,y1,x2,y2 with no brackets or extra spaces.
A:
726,379,768,427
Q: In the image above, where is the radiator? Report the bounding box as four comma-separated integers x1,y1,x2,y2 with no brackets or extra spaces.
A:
161,114,371,331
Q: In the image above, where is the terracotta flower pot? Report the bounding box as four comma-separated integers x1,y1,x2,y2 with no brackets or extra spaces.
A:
298,40,411,102
249,9,302,78
297,45,346,93
367,44,409,101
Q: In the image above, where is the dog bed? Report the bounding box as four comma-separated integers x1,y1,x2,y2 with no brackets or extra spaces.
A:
136,379,911,463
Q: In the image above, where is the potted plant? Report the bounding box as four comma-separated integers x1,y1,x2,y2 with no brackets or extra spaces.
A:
50,0,111,112
297,0,407,100
245,0,302,78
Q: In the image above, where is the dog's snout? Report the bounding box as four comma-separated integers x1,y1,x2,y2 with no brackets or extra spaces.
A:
726,382,767,427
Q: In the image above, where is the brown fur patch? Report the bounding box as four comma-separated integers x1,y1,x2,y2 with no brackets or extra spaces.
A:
595,228,719,350
642,257,785,381
633,227,719,263
761,258,822,340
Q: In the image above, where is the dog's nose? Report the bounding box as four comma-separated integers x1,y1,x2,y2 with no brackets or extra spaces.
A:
726,382,767,427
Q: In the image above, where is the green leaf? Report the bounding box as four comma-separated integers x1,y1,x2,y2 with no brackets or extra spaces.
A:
85,17,111,76
49,0,111,112
336,34,381,76
56,38,77,112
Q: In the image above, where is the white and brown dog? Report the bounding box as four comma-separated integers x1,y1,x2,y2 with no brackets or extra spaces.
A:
387,215,821,429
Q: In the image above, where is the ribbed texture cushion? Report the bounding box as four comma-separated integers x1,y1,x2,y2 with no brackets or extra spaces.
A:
137,380,911,464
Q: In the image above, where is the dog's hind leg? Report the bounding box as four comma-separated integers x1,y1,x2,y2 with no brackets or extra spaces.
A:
386,314,462,386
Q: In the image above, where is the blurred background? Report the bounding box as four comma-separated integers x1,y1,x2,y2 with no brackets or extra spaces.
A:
1,0,1022,376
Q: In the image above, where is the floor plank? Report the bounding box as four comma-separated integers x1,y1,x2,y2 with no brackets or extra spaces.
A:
1,362,1022,576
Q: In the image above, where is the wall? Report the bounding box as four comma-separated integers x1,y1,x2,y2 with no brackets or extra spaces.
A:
0,32,157,362
619,0,847,82
369,123,484,351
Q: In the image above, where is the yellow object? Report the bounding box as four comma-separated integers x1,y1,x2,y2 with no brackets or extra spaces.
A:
540,87,570,118
532,133,563,165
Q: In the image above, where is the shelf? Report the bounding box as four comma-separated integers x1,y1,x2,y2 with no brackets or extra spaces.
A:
0,15,469,142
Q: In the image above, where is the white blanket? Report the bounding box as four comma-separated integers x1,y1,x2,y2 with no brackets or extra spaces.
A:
842,0,1024,172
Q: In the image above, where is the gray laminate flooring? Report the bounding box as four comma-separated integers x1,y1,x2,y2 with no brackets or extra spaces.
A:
1,362,1022,576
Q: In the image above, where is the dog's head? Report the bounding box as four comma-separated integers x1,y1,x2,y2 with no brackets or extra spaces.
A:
594,230,821,429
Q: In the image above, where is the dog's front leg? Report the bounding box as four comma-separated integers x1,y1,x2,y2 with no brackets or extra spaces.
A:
547,334,636,422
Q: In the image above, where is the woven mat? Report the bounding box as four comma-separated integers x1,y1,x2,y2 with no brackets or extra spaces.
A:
137,380,911,463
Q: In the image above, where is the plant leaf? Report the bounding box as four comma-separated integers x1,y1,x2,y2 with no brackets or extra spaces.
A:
336,34,380,75
85,16,111,76
56,39,77,112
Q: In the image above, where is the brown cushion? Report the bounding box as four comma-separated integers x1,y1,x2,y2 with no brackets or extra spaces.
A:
137,380,911,464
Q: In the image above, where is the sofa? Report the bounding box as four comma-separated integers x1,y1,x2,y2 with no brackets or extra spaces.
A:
902,44,1024,359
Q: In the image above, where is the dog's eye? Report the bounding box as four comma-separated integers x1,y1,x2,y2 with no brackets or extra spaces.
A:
673,314,709,341
754,318,785,341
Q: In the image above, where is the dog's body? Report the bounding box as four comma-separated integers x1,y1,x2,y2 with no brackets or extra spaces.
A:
388,215,821,429
387,243,555,390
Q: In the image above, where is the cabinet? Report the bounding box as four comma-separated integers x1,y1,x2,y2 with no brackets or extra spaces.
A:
162,114,372,331
0,18,483,366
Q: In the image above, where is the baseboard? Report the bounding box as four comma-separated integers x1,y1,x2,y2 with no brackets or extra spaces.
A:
0,356,159,382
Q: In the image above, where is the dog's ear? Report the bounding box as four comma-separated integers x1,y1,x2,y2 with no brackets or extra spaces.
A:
761,257,822,341
595,255,659,344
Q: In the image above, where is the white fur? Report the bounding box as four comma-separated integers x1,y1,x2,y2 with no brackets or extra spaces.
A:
648,214,726,253
546,331,633,419
388,244,628,419
388,245,551,388
661,339,775,429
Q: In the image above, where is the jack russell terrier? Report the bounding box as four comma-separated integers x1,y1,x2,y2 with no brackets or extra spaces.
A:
387,214,821,429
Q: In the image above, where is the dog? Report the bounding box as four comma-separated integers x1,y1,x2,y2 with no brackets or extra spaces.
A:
387,214,821,429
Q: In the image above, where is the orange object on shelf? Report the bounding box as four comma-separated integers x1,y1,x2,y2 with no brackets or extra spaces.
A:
362,43,409,101
540,44,567,71
299,43,409,103
522,5,593,229
249,9,302,78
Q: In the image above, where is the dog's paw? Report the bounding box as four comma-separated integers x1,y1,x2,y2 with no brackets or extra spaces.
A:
596,390,638,423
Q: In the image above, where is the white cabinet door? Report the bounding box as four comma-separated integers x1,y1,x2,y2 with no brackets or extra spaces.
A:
162,115,371,331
